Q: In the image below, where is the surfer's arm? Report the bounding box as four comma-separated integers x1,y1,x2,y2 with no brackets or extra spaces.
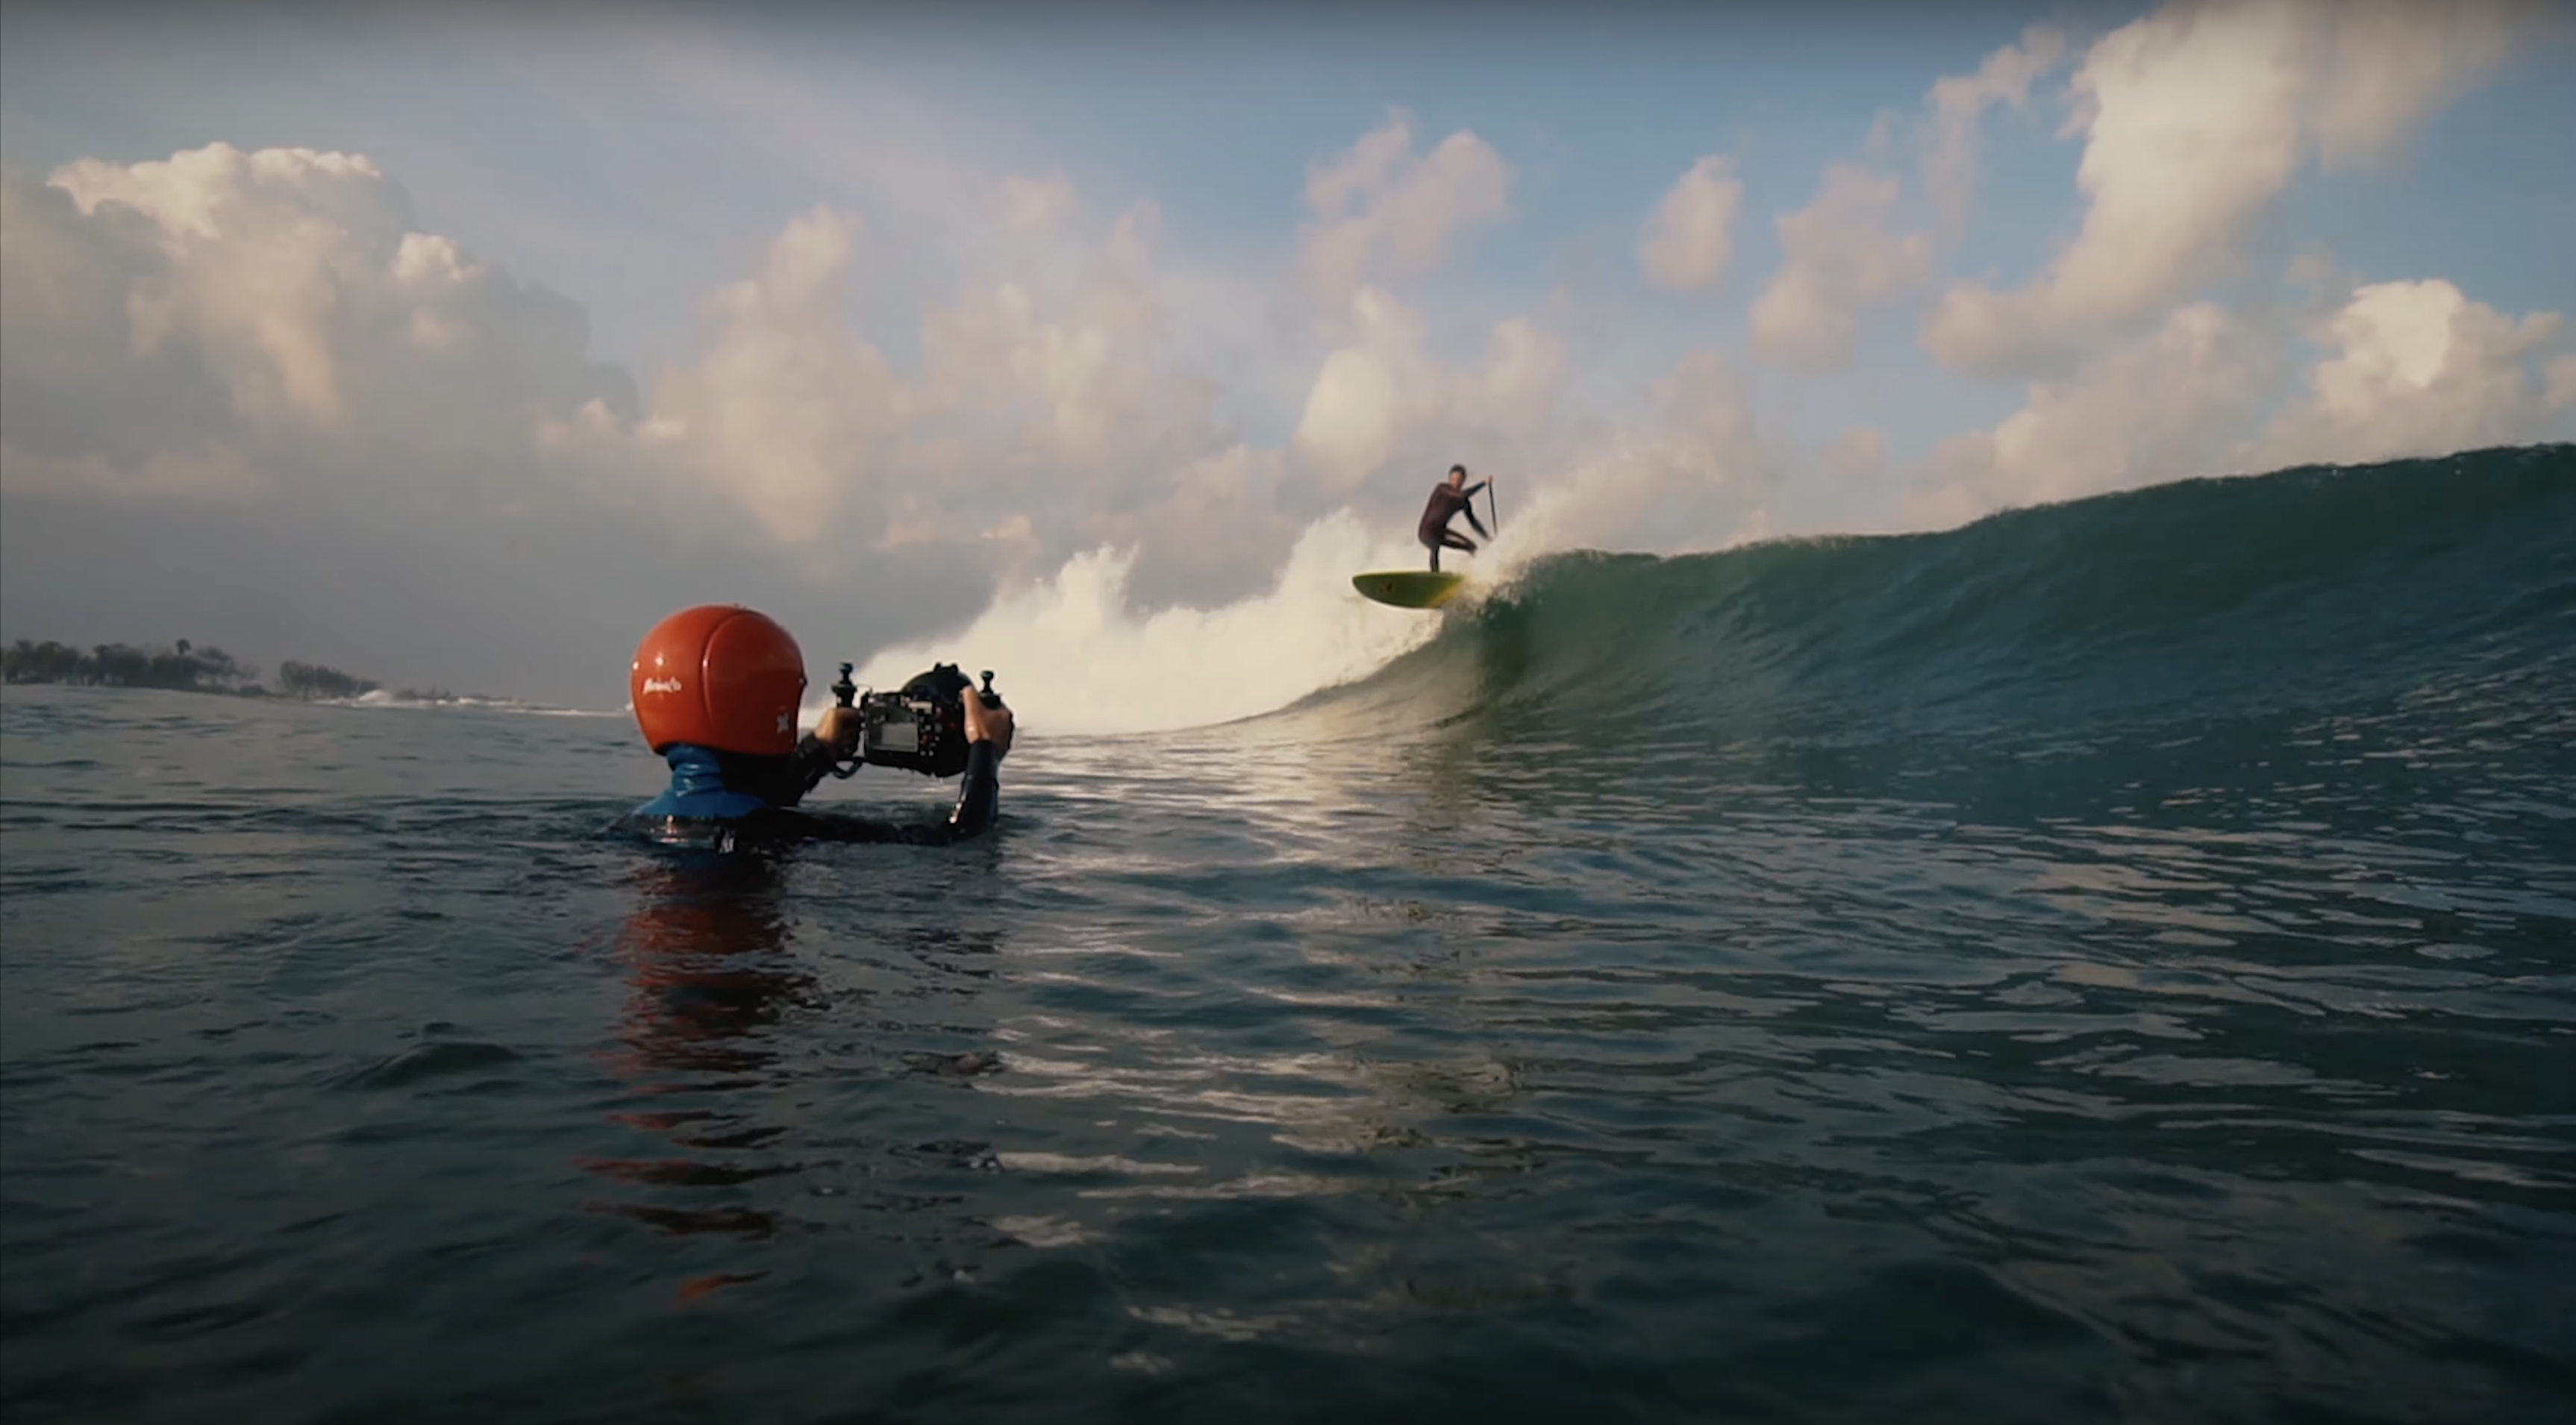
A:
1463,507,1489,539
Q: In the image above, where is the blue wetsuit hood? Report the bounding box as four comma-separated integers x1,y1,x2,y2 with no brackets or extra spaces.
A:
633,744,770,821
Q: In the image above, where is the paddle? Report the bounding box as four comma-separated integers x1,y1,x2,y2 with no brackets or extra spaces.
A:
1487,476,1501,539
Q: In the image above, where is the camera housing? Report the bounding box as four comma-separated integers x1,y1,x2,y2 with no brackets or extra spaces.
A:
846,663,977,779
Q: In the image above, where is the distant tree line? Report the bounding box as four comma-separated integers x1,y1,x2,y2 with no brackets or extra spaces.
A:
3,638,256,692
275,660,380,700
3,639,379,701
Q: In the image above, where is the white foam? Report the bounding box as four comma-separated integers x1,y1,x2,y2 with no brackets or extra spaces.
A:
328,689,621,717
840,510,1457,736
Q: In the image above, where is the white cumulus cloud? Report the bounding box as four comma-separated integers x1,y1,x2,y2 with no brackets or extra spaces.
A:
1300,110,1513,310
643,205,904,546
2246,279,2572,468
1921,0,2542,375
0,142,1297,707
2308,0,2540,170
1290,289,1564,494
1,143,634,507
1822,428,1889,483
998,170,1078,231
0,145,932,704
1498,349,1782,560
1909,301,2281,527
1919,24,2069,230
1748,165,1933,373
560,188,1245,600
1637,155,1742,292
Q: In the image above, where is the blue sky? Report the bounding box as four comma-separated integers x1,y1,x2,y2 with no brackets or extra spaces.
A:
2,1,2572,721
15,1,2564,439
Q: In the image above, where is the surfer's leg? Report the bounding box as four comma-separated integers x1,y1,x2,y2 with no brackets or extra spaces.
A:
1439,530,1479,557
1428,545,1441,571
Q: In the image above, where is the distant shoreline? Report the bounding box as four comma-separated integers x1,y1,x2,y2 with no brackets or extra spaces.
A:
0,637,455,704
0,681,484,707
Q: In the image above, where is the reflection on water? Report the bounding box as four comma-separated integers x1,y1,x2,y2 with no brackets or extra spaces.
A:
584,847,1037,1303
4,671,2572,1424
587,853,807,1279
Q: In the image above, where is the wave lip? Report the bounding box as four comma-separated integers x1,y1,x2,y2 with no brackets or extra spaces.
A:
848,510,1442,738
1284,444,2576,740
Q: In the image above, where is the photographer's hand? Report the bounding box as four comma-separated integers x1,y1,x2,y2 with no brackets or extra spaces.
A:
814,704,863,759
962,686,1014,759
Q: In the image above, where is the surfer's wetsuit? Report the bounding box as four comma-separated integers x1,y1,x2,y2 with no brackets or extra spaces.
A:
627,734,1002,852
1418,478,1490,571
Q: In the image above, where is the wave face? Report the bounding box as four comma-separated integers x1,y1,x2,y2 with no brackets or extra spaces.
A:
1303,445,2576,745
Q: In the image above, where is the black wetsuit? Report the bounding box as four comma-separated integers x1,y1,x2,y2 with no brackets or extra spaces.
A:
628,733,1003,852
1417,479,1490,571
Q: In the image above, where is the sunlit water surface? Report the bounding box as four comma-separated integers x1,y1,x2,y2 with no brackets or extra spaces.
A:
3,662,2571,1424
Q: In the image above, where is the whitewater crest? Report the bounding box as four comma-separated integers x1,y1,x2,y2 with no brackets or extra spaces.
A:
333,689,622,718
848,510,1458,736
836,445,2570,741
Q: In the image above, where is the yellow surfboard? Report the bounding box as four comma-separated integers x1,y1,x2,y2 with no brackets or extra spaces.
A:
1353,570,1468,609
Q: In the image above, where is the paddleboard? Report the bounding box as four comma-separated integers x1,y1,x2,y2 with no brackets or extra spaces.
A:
1353,570,1468,609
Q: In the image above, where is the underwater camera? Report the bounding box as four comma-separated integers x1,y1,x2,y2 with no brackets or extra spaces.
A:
829,662,998,780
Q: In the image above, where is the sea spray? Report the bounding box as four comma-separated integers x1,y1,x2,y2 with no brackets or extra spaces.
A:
845,509,1440,735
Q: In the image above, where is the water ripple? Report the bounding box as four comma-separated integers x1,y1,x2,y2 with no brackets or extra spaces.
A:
5,667,2573,1424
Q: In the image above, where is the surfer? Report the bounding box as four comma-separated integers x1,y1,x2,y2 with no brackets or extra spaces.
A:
1417,464,1493,571
623,604,1013,851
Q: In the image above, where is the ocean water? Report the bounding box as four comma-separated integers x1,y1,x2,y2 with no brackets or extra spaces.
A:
3,447,2572,1424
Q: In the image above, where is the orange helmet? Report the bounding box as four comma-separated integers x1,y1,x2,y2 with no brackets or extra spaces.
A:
630,605,807,756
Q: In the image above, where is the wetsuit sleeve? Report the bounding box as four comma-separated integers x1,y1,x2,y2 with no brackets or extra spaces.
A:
713,736,842,810
787,733,842,803
1419,485,1469,541
1461,479,1489,498
737,742,1004,846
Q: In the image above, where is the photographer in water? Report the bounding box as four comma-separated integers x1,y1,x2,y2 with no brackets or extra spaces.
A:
624,604,1013,850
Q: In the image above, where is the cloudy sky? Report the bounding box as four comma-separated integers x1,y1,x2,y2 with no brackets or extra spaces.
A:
4,0,2572,727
